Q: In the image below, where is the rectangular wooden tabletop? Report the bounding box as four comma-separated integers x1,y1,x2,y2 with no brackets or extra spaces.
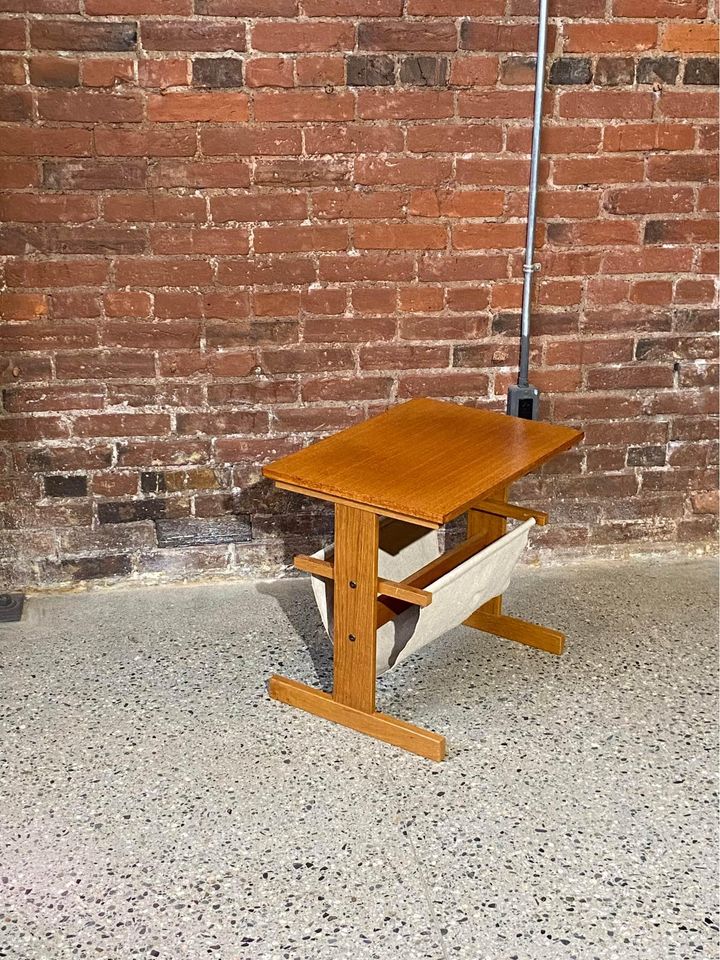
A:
263,398,584,527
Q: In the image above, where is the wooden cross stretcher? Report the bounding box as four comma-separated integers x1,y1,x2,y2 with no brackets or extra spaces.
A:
262,398,584,761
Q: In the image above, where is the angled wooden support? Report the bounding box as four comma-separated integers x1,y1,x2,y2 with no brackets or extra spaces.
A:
471,499,548,526
293,554,433,608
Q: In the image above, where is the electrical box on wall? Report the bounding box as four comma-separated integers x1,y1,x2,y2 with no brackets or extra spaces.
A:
507,384,540,421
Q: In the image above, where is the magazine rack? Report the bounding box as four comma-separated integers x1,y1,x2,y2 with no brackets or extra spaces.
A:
262,398,583,761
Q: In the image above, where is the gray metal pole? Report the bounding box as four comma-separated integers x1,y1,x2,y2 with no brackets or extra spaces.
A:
517,0,550,389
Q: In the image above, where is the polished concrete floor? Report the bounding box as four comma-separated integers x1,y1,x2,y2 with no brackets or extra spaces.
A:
1,557,718,960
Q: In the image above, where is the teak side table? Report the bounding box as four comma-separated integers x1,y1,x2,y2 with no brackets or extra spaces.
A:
262,398,584,761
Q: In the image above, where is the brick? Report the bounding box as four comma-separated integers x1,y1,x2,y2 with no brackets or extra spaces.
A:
31,19,137,51
453,222,527,249
254,157,350,184
149,159,250,188
0,416,69,442
684,57,719,85
105,193,205,222
659,90,717,118
304,315,395,341
399,56,448,86
458,89,534,117
645,219,716,244
549,57,592,85
559,89,653,119
449,54,498,86
359,20,457,51
254,90,353,121
44,474,87,497
346,54,394,85
359,343,448,369
0,159,38,190
595,56,635,86
356,155,450,185
38,89,142,121
553,156,644,185
305,123,404,153
98,498,169,524
211,193,306,222
0,56,25,84
296,54,345,86
647,153,716,182
141,19,246,52
30,55,79,87
637,56,680,85
255,224,348,253
302,0,399,12
82,57,135,87
0,90,32,120
197,0,296,11
357,89,453,119
148,91,248,122
137,57,188,88
456,157,530,185
49,554,133,581
156,515,251,547
0,18,25,50
200,126,301,156
245,56,294,88
613,0,707,15
603,123,694,152
461,21,539,52
301,376,392,402
0,193,96,222
44,159,146,189
564,23,657,53
95,126,196,156
408,124,502,154
604,185,694,215
355,223,446,249
190,56,243,88
662,22,717,53
86,0,191,10
252,20,354,52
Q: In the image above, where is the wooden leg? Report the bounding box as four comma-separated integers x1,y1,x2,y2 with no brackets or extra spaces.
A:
332,503,379,712
269,502,446,761
465,484,507,617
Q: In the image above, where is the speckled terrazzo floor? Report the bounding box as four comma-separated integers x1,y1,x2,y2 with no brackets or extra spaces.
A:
1,556,718,960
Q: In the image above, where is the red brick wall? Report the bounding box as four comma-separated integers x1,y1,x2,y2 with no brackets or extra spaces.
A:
1,2,717,589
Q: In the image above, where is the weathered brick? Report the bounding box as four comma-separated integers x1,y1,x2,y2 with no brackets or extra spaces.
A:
359,20,457,51
637,56,680,85
192,57,243,87
549,57,591,85
346,54,394,86
44,474,88,497
595,56,635,86
684,57,719,85
155,515,251,547
399,56,448,86
31,19,137,51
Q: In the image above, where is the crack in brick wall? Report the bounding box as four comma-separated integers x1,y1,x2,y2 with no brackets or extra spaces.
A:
0,1,717,589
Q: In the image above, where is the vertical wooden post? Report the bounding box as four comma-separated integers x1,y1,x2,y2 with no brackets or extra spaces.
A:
465,485,507,618
332,503,379,713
